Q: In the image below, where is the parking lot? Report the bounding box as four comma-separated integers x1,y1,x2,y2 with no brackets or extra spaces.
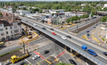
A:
25,36,86,65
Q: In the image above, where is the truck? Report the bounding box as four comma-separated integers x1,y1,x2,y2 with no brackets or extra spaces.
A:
81,45,97,56
81,45,87,50
10,50,29,64
0,42,5,46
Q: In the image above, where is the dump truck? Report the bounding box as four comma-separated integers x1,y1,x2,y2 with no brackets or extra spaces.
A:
10,51,29,64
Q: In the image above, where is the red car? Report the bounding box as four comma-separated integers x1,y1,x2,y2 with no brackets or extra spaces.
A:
52,32,56,35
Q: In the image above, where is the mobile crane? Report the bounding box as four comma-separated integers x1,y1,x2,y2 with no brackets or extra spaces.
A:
10,50,29,64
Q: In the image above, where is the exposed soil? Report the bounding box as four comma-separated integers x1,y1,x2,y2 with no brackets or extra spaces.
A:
0,51,23,62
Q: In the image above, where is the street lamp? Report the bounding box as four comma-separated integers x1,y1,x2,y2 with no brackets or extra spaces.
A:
76,24,78,33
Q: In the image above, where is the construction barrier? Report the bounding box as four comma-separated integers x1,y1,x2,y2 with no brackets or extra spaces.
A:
19,36,25,39
81,35,88,40
92,36,100,43
61,24,76,30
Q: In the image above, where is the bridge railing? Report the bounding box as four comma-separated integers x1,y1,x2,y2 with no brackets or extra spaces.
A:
67,43,104,65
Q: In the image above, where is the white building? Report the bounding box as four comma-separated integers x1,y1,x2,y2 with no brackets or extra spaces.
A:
16,10,31,15
81,4,86,7
0,17,22,41
19,6,27,9
102,4,107,10
49,9,64,14
65,12,86,17
25,13,52,20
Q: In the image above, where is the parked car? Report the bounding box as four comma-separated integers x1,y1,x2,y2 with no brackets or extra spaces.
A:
52,32,56,35
42,27,46,30
61,36,66,40
66,35,71,38
44,50,50,54
103,52,107,56
32,55,40,60
69,59,77,65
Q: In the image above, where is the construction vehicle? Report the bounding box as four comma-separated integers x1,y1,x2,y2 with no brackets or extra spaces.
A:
10,50,29,64
27,35,32,39
27,32,32,39
0,42,5,46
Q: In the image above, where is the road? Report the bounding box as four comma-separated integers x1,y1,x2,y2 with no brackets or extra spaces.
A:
0,44,21,55
20,16,107,65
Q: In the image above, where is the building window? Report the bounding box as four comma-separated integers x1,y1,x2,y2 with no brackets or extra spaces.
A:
10,26,12,29
11,31,12,33
1,33,4,36
0,29,3,31
14,26,17,28
6,27,8,30
6,31,8,34
14,30,19,33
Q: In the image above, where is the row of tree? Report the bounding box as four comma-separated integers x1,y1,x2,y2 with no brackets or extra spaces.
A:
100,16,107,22
66,14,89,23
0,2,106,13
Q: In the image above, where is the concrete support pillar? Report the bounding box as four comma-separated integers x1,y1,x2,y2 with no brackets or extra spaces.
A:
70,49,73,53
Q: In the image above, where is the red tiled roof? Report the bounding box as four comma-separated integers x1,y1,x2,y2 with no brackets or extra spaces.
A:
0,13,21,26
0,13,21,24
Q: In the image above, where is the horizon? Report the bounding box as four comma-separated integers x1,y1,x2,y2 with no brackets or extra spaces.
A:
0,0,107,2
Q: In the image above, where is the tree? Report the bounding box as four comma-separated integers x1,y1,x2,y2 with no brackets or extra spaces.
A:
12,7,16,13
32,8,39,13
101,16,107,22
83,5,92,13
0,12,3,17
38,9,42,13
23,7,27,10
66,19,71,23
103,8,107,11
91,8,97,14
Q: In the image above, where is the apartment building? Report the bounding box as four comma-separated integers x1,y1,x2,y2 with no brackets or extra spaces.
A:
0,16,22,41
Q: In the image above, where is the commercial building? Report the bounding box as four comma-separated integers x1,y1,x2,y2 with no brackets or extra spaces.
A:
16,10,31,15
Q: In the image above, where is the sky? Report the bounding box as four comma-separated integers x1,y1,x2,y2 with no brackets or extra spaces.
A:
0,0,107,1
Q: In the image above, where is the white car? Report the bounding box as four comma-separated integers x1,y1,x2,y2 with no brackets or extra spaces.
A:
32,55,40,60
33,23,37,26
61,36,66,40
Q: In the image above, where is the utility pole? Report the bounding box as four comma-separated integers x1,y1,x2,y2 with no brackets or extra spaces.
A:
23,41,25,54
